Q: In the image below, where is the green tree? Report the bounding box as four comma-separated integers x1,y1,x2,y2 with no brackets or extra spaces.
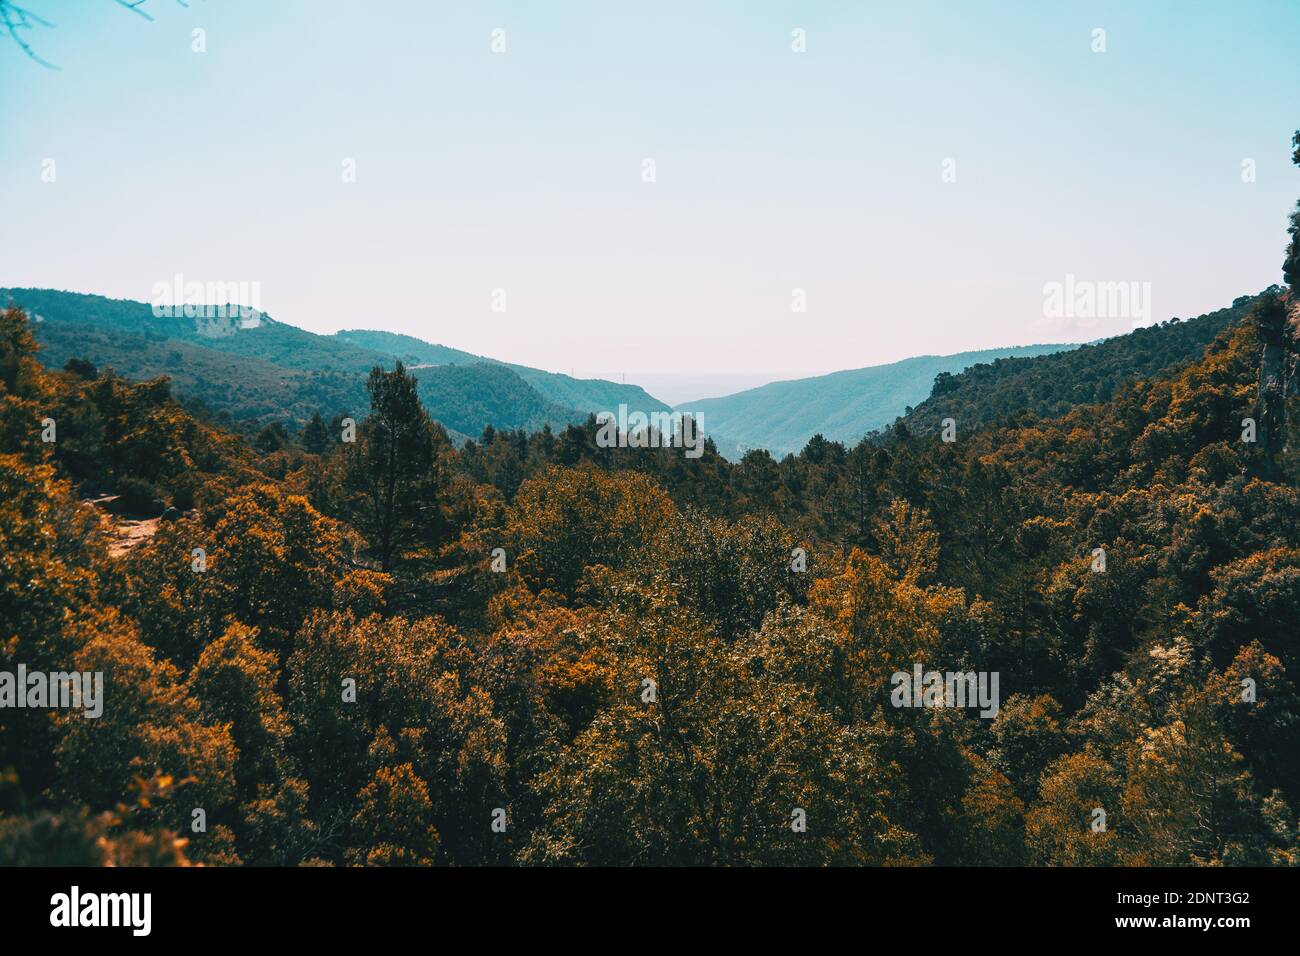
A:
300,411,328,455
343,363,438,570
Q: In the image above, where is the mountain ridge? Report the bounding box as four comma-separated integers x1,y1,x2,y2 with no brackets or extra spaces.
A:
11,286,1236,463
895,292,1273,437
1,289,632,443
675,344,1076,457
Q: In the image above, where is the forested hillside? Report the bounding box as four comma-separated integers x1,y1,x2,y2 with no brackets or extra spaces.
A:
898,294,1261,436
3,266,1298,865
333,329,486,368
410,362,579,437
338,327,673,418
676,344,1072,457
5,288,384,372
2,289,668,445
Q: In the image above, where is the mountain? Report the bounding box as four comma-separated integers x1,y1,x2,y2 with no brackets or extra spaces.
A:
675,345,1074,458
4,287,384,372
335,328,672,418
331,329,485,368
896,292,1270,436
5,289,375,427
409,363,580,437
0,289,647,442
17,286,1242,464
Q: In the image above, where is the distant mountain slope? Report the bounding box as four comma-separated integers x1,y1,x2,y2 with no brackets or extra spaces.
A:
5,288,386,372
26,318,370,426
333,329,484,367
897,293,1269,437
2,289,584,440
412,363,581,438
676,344,1073,457
335,328,672,417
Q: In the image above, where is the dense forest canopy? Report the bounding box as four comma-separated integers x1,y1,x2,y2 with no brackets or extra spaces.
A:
2,140,1299,866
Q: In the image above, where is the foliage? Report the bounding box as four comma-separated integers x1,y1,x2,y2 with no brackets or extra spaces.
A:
3,170,1300,865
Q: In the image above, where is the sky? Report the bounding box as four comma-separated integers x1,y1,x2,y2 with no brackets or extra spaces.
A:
2,0,1298,402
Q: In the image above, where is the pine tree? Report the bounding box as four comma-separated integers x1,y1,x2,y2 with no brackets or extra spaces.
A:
301,411,328,455
343,363,437,571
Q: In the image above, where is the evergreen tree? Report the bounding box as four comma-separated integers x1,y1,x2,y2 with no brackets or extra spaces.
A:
343,363,438,571
301,411,328,455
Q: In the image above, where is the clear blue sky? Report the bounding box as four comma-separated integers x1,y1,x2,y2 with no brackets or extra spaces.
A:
2,0,1298,401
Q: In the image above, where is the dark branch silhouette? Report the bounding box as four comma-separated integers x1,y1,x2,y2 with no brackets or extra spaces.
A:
0,0,189,68
0,1,57,69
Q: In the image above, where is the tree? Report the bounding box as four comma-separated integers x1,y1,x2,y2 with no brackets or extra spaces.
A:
1025,751,1122,865
504,465,674,601
990,694,1068,803
187,622,294,802
1286,129,1300,289
343,363,438,571
300,411,328,455
523,587,924,866
253,422,290,455
286,611,510,865
348,763,442,866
